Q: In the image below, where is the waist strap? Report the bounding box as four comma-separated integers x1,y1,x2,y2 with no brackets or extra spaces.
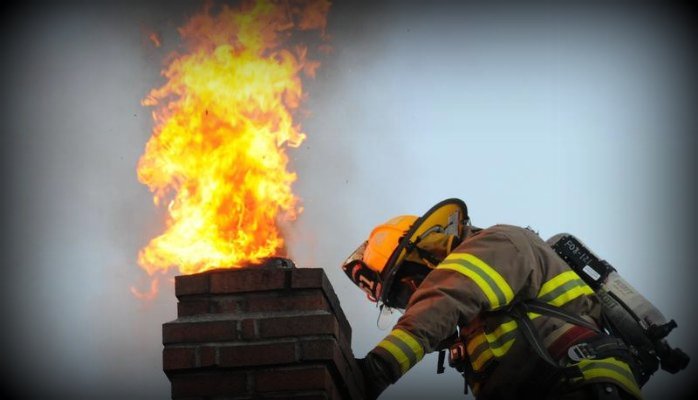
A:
566,336,633,363
508,300,636,377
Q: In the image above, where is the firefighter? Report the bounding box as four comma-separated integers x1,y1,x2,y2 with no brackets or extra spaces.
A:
341,199,642,399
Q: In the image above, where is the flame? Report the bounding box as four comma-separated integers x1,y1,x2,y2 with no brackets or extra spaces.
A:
137,0,330,279
148,31,162,48
130,276,160,301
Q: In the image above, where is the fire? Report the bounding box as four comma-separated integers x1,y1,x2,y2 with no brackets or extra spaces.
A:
136,0,330,282
148,31,162,48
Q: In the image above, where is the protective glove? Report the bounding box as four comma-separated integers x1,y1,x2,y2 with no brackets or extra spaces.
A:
356,353,396,400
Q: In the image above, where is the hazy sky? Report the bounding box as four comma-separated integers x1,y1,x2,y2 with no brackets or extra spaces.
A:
1,1,695,399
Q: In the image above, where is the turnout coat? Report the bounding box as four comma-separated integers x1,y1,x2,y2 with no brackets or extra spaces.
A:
369,224,642,399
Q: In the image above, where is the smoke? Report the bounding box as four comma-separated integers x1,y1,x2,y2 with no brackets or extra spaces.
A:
290,1,697,398
0,1,199,398
1,1,695,399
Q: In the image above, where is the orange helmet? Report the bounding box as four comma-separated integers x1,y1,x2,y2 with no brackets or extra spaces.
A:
339,215,417,302
341,198,469,308
363,215,418,274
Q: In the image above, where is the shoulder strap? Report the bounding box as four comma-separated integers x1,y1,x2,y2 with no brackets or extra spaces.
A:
524,300,602,333
508,303,560,368
505,300,602,375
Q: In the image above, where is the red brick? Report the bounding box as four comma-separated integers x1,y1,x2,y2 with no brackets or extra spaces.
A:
203,290,330,316
177,300,209,317
335,312,352,346
199,346,216,367
163,347,196,371
300,337,365,400
164,267,366,399
171,371,247,397
291,269,353,343
163,320,237,344
291,268,325,289
210,268,287,294
218,341,297,367
211,297,241,314
341,342,365,380
175,274,210,297
246,290,330,313
300,338,338,360
254,365,333,393
258,314,339,339
240,319,257,340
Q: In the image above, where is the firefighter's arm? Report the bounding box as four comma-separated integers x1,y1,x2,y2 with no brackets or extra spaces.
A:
363,228,536,391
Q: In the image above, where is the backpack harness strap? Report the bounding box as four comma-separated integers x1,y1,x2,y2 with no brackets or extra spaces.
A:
497,299,632,378
442,299,636,392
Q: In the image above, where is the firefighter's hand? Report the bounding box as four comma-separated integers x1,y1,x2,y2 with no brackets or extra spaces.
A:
356,354,394,400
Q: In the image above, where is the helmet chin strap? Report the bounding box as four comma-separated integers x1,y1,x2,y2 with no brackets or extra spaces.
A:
417,224,446,239
406,228,460,268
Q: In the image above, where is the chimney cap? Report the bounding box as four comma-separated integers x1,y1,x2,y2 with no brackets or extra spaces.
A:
259,257,295,269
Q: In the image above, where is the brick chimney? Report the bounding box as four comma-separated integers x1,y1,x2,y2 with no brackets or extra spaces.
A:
162,259,366,399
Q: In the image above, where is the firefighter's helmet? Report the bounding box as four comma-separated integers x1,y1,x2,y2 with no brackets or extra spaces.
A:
365,215,418,273
341,198,469,308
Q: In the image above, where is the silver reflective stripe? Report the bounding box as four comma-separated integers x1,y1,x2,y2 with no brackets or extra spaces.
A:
443,258,507,306
538,278,588,304
385,335,417,367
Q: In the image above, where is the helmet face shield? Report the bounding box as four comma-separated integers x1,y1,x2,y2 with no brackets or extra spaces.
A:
341,241,383,302
343,240,367,267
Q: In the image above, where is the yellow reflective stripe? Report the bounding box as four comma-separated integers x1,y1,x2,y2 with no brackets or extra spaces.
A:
548,284,594,307
376,329,424,375
467,332,494,371
467,319,519,370
438,253,514,309
538,271,594,306
468,312,544,371
391,329,425,360
376,339,411,374
485,320,518,349
467,314,542,371
577,358,642,399
438,262,500,307
528,312,542,320
491,338,516,357
538,271,579,298
471,347,494,371
466,332,487,355
470,333,516,369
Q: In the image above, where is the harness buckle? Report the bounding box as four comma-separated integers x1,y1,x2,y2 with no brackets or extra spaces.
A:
568,343,597,362
448,341,468,371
